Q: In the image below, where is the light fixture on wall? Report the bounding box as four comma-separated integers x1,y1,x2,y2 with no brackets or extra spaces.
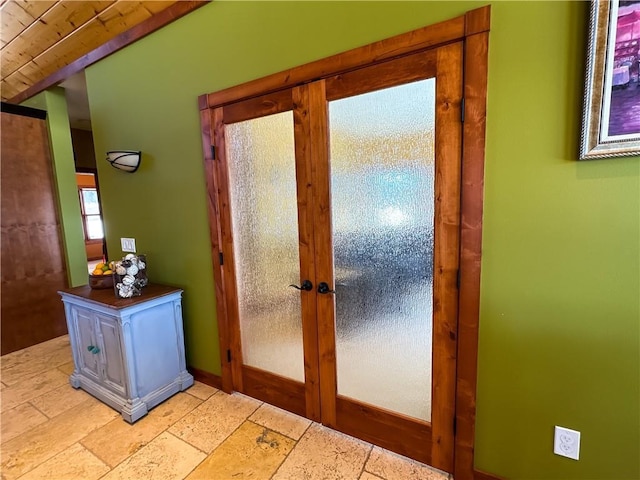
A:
106,150,141,173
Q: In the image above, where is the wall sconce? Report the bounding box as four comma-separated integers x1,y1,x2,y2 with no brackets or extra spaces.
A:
106,150,141,173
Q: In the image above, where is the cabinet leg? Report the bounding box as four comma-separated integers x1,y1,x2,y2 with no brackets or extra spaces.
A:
178,372,195,391
121,399,148,423
69,374,81,389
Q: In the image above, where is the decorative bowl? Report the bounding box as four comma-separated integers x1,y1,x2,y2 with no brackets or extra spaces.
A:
89,274,114,289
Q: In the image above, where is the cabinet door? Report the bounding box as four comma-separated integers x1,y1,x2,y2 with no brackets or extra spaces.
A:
73,308,101,381
96,314,127,396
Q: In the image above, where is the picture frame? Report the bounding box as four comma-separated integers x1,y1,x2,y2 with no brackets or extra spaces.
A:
580,0,640,159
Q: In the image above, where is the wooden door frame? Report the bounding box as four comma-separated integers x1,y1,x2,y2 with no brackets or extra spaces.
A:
199,7,490,479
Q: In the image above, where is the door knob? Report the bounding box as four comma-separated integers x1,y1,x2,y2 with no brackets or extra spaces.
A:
317,282,336,294
289,280,313,291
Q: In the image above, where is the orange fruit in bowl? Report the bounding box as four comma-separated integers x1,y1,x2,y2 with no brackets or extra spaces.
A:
92,269,103,276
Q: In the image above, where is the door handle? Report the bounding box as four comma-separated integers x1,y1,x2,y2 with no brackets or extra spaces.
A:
289,280,313,291
317,282,336,294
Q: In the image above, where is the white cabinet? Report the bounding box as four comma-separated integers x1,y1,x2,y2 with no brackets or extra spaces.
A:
59,284,194,423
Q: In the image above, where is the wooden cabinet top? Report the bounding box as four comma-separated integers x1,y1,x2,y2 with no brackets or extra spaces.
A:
59,284,182,310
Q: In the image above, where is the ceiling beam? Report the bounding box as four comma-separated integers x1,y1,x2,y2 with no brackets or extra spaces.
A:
8,0,208,105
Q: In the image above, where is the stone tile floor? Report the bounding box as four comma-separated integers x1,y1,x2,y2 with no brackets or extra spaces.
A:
1,335,450,480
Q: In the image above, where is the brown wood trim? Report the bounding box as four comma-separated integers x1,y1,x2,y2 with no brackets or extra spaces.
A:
198,94,209,112
293,84,322,423
454,8,490,480
200,106,233,393
308,79,338,429
213,106,245,392
335,396,432,465
325,49,437,102
9,1,209,105
223,89,293,125
465,5,491,36
242,365,306,417
206,14,466,108
430,40,464,473
188,365,223,390
475,469,506,480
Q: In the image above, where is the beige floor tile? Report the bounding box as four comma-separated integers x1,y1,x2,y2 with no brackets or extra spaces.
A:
1,399,118,480
0,367,69,412
57,361,75,376
0,403,48,443
273,423,372,480
169,391,261,453
81,391,202,467
249,402,312,440
185,380,218,400
0,335,69,366
17,442,110,480
365,447,449,480
30,383,96,418
101,431,206,480
1,336,71,386
186,420,295,479
360,472,384,480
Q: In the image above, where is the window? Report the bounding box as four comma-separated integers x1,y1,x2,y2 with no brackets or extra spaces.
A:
79,187,104,240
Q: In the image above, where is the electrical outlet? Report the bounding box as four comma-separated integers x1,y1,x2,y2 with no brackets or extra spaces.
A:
554,426,580,460
121,237,136,253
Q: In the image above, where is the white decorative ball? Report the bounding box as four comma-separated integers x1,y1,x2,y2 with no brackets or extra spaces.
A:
117,284,133,298
126,265,139,276
125,253,136,260
122,274,135,286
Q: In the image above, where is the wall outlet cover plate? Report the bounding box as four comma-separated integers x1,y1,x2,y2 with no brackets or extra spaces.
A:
554,425,580,460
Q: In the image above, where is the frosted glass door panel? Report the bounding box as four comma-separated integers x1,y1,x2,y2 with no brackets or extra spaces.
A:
329,79,435,421
226,111,304,382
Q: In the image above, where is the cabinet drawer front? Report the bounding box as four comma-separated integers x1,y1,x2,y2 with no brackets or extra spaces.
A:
73,308,101,381
97,314,127,396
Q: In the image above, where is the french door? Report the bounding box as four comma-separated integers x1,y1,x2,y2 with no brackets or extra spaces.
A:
207,42,462,472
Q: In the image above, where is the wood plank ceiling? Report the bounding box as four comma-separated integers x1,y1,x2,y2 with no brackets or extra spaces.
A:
0,0,202,103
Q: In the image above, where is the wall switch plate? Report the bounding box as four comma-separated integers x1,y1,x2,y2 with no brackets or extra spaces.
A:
554,426,580,460
121,237,136,253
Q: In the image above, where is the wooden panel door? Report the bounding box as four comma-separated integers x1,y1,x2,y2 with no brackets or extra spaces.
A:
213,90,321,420
312,44,463,472
1,105,68,355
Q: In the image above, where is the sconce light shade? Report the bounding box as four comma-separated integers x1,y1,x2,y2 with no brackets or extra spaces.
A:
106,150,141,173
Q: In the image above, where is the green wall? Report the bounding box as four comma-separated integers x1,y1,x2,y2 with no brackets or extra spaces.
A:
22,88,89,287
83,2,640,478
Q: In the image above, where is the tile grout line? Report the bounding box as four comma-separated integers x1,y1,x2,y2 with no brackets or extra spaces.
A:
0,367,71,412
358,443,376,480
3,396,121,480
81,391,209,471
269,416,315,480
26,399,51,420
175,395,265,480
269,421,313,480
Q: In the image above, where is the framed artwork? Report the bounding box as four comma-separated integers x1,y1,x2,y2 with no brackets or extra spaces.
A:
581,0,640,159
